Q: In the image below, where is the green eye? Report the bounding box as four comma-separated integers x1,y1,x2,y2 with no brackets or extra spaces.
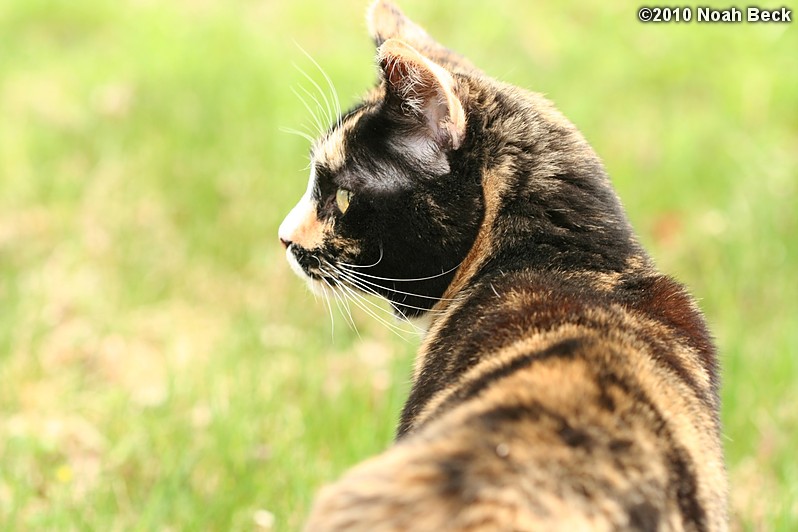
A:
336,188,353,214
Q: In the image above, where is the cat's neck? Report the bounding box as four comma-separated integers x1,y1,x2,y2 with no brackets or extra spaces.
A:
434,80,650,315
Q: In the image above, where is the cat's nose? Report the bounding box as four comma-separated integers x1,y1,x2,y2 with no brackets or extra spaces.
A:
280,237,292,249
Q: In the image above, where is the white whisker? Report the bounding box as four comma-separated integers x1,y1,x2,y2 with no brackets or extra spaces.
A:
322,268,397,319
295,42,343,128
335,267,458,304
348,294,419,338
319,281,336,340
339,291,361,338
337,260,463,284
328,281,348,323
291,86,326,138
336,281,416,340
279,126,316,144
320,265,421,337
337,244,384,269
335,268,447,314
328,279,360,336
297,82,333,134
294,63,336,131
321,266,432,337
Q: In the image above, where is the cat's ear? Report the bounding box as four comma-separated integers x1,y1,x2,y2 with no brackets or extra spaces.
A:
378,39,466,150
367,1,476,73
368,0,431,48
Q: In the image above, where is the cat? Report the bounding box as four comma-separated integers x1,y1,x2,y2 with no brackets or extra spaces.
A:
278,1,728,530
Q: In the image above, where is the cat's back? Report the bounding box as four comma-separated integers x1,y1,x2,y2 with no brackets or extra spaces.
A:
307,269,726,530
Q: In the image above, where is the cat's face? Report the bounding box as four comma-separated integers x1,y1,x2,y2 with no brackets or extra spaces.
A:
280,2,640,321
279,39,483,318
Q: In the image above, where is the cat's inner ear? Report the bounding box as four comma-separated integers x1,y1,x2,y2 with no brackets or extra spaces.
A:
378,39,465,151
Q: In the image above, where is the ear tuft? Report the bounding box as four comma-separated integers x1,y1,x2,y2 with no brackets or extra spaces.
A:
367,1,477,74
367,0,415,47
378,39,466,150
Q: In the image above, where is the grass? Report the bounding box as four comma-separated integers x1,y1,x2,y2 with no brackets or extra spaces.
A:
0,0,795,529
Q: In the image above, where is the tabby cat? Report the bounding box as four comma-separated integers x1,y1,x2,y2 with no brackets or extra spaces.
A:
278,2,727,530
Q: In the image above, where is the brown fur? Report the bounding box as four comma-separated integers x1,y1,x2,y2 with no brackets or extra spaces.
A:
296,2,728,530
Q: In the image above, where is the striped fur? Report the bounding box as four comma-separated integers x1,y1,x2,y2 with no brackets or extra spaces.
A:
281,2,728,530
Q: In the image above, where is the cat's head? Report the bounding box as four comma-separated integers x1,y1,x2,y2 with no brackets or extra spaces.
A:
278,1,484,319
279,1,640,322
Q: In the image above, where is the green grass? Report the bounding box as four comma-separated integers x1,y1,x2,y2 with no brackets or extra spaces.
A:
0,0,795,529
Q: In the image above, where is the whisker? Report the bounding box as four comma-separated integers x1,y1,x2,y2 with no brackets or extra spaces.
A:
335,267,458,304
339,290,361,338
336,272,410,312
294,63,336,130
320,265,422,337
279,126,316,144
297,83,333,135
322,260,394,298
322,267,397,319
325,277,360,336
337,244,384,269
314,257,338,338
335,281,416,340
318,281,336,340
337,260,463,283
341,285,420,340
335,268,448,314
326,280,349,327
322,259,454,312
322,268,435,336
291,86,326,138
386,297,419,328
295,42,343,128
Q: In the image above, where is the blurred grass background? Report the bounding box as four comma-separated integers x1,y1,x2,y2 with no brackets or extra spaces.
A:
0,0,795,529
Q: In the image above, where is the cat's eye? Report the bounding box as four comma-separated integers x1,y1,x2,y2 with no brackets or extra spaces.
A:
336,188,353,214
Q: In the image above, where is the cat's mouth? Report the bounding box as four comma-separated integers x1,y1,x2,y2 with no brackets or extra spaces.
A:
285,244,322,277
284,240,455,325
285,243,407,310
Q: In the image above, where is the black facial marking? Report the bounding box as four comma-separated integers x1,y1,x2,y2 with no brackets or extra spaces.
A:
308,99,485,318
